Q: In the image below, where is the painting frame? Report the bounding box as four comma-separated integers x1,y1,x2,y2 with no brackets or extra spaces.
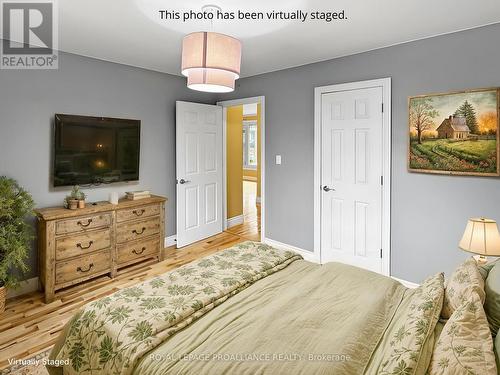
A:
407,87,500,177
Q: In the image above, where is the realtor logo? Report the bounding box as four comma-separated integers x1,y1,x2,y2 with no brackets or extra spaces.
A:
1,0,58,69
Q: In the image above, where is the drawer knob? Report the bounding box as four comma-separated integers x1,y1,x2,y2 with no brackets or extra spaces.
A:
132,247,146,255
76,241,94,250
77,263,94,273
77,219,93,228
132,227,146,235
132,209,146,216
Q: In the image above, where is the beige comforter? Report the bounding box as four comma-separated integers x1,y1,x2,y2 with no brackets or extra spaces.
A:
135,260,407,375
49,241,443,375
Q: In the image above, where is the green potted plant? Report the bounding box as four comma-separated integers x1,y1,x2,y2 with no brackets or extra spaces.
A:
0,177,35,313
64,185,82,210
77,190,86,209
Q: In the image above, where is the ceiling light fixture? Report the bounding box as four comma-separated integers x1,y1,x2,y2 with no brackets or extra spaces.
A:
181,5,241,93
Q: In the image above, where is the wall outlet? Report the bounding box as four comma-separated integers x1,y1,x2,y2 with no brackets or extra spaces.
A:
275,155,282,165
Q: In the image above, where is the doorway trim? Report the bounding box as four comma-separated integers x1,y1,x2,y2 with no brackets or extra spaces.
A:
216,96,265,242
313,78,391,276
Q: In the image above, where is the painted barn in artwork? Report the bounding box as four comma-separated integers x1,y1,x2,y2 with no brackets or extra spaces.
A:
436,115,470,139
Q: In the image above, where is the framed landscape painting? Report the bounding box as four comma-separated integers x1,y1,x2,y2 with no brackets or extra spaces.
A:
408,88,499,176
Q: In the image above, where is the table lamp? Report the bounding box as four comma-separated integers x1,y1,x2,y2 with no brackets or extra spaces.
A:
459,217,500,264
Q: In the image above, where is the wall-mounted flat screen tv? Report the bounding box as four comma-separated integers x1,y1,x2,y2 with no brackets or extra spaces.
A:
53,114,140,187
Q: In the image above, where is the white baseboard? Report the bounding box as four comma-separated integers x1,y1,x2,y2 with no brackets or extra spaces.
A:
227,215,244,228
391,276,419,289
263,237,320,263
6,277,40,299
165,235,177,248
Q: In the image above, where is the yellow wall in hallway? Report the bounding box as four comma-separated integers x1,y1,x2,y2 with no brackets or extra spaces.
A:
242,103,262,199
226,105,243,219
227,103,262,219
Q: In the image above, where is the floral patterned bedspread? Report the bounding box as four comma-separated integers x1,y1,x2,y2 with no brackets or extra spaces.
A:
49,241,302,375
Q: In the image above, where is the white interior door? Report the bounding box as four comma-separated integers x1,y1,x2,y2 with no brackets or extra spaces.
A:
176,101,223,248
320,87,383,273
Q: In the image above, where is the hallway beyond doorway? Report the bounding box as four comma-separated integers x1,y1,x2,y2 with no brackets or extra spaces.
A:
226,181,260,241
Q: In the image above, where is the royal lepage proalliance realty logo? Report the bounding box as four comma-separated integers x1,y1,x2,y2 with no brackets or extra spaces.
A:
1,0,58,69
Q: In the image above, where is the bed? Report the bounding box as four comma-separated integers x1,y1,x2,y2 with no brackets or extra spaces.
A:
47,241,498,375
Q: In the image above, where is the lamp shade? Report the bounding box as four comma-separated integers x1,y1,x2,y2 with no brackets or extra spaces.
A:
181,32,241,93
459,218,500,256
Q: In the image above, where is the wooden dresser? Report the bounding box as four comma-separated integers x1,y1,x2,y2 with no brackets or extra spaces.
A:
35,195,166,303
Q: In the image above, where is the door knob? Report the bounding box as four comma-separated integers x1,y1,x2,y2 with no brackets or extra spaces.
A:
323,185,335,192
178,179,190,184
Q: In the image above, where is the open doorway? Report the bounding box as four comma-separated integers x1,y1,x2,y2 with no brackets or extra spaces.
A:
217,96,265,242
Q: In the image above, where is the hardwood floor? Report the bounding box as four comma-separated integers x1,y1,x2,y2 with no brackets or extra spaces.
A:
0,189,261,370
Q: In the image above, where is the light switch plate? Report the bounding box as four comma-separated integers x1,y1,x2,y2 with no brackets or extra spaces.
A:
275,155,282,165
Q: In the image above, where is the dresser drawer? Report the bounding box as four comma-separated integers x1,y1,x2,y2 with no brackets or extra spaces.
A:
55,250,110,285
55,228,111,261
116,217,160,243
56,213,111,235
116,204,160,223
117,237,160,265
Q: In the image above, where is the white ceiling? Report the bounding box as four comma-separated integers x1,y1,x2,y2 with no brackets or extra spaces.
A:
54,0,500,77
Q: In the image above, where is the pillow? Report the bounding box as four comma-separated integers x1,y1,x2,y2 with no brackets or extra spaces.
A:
428,292,497,375
441,258,485,319
378,273,444,375
478,260,498,281
484,261,500,335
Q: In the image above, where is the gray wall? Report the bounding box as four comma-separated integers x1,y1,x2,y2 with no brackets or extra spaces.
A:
0,44,216,279
218,23,500,283
2,24,499,284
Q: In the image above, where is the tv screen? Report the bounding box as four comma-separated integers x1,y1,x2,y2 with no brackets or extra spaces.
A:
53,114,140,187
